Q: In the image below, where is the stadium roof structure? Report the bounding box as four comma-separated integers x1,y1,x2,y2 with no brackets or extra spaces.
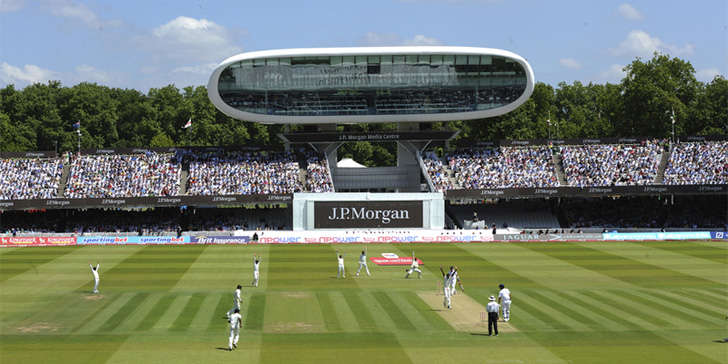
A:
208,46,534,124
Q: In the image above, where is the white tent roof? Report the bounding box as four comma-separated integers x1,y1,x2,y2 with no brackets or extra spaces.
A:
337,158,366,168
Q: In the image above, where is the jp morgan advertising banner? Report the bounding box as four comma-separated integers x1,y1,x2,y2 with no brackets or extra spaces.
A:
0,194,293,211
314,201,424,229
444,184,727,200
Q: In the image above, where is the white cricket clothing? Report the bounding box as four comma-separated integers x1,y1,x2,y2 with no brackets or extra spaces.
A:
90,263,100,293
405,258,421,278
357,250,370,276
228,312,242,349
450,270,458,295
227,288,242,317
486,301,500,313
337,252,346,278
499,287,512,321
443,275,452,308
252,258,261,287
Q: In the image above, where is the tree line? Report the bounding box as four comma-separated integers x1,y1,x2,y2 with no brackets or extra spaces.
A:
1,53,726,166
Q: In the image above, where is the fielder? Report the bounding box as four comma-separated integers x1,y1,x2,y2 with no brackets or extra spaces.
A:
228,308,242,351
252,254,261,287
227,285,243,318
336,250,347,278
405,251,421,278
498,283,512,322
88,261,100,293
486,295,500,336
356,247,370,276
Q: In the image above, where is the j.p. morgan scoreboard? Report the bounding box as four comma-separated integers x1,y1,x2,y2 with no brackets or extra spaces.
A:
293,193,444,230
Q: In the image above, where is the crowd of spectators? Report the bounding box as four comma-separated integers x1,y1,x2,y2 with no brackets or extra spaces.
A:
559,139,663,187
447,146,559,188
304,152,334,193
0,157,63,200
186,150,303,195
561,197,663,229
663,141,727,185
561,195,726,229
64,152,181,198
423,151,454,192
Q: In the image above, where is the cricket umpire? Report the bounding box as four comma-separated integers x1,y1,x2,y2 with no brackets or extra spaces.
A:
486,295,500,336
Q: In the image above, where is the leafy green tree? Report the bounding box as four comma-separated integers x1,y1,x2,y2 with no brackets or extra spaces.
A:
619,53,699,138
112,88,157,147
149,131,176,147
687,76,727,135
59,82,120,149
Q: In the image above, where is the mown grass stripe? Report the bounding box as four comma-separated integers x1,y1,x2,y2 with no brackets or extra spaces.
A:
316,292,341,332
617,289,717,327
134,294,176,331
573,290,659,330
655,289,726,314
584,290,674,329
170,292,205,331
342,291,377,332
0,247,78,282
328,291,360,332
512,293,567,331
187,294,220,332
635,242,728,264
116,292,163,333
522,242,717,288
98,292,149,333
518,291,591,332
206,293,229,332
696,288,728,304
70,294,121,333
372,291,416,331
401,291,453,331
527,290,602,329
549,290,633,331
244,292,266,330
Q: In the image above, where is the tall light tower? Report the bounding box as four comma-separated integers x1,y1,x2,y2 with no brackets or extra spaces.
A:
670,109,675,144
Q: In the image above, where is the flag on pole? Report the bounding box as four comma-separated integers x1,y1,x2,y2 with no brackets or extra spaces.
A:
182,118,192,129
72,121,81,130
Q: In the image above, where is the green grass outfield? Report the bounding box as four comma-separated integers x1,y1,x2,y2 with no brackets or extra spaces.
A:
1,241,726,364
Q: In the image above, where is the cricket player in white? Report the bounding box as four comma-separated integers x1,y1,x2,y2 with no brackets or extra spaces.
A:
439,265,452,309
252,254,261,287
498,283,512,322
89,262,100,293
336,250,347,278
405,251,421,278
356,247,370,276
227,285,243,318
450,266,458,296
228,308,242,351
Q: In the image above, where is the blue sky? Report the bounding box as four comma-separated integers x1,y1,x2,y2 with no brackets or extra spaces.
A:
1,0,726,91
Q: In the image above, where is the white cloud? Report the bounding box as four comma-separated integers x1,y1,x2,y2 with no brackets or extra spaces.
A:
358,32,444,47
74,64,113,83
616,4,644,21
172,63,219,76
609,30,694,59
695,68,722,82
596,64,627,84
40,0,122,29
0,0,25,13
559,58,582,70
136,16,243,65
0,62,58,86
402,35,444,46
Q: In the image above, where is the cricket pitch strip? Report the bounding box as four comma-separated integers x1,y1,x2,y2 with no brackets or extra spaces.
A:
416,291,518,334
